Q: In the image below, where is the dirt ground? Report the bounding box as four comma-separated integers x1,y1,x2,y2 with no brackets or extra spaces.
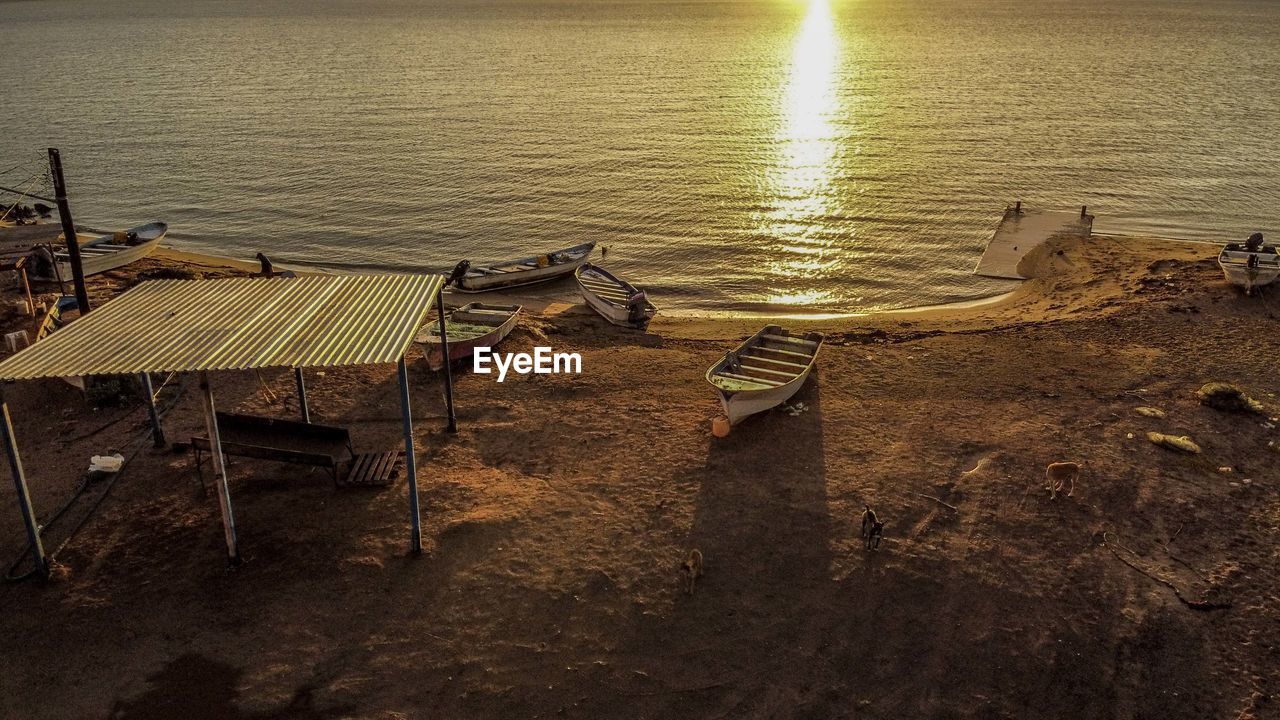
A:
0,230,1277,719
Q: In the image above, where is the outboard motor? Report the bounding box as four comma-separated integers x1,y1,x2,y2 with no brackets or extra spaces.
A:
1246,232,1265,253
627,289,648,327
446,260,471,288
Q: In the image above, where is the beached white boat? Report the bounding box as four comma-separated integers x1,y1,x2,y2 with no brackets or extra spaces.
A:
455,241,594,292
574,263,658,329
706,325,823,425
1218,236,1280,295
31,222,167,281
414,302,521,371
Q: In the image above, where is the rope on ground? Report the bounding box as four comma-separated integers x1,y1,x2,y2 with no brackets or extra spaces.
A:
255,369,278,403
916,492,958,512
1101,531,1231,612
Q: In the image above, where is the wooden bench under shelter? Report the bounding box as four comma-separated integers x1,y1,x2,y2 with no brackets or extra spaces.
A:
190,411,403,489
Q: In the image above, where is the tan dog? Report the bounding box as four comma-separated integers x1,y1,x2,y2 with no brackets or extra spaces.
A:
1045,462,1080,500
681,549,704,595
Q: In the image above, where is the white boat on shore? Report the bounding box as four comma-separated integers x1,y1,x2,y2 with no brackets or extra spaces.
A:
455,241,595,292
706,325,823,425
31,222,167,281
1218,235,1280,295
414,302,521,371
574,263,658,329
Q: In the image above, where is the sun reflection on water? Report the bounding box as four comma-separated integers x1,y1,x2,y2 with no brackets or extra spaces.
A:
760,0,842,306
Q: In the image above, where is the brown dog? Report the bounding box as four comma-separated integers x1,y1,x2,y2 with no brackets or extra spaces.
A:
861,505,877,539
1045,462,1080,500
862,505,885,550
681,549,704,595
865,519,884,550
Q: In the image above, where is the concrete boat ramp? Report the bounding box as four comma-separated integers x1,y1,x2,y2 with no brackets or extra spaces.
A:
974,204,1094,279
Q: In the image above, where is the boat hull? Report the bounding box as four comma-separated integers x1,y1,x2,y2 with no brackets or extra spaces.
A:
575,263,658,329
705,325,823,426
33,222,167,281
1220,264,1280,292
416,303,521,371
1219,257,1280,294
456,242,595,292
1218,243,1280,294
715,368,812,424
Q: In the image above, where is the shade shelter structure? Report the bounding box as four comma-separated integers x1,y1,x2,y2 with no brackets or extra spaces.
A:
0,273,455,574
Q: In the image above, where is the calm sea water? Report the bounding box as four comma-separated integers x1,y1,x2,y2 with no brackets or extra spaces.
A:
3,0,1278,312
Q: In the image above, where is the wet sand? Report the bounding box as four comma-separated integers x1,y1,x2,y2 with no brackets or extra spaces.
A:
0,230,1277,719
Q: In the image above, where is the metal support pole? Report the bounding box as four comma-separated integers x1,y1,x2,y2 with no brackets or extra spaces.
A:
47,148,90,315
0,389,48,577
435,288,457,433
294,367,310,424
139,372,166,448
198,371,240,564
397,357,422,552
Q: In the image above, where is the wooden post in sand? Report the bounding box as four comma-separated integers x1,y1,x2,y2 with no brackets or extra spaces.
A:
294,368,310,424
0,388,48,577
198,371,240,564
47,149,91,315
138,372,166,448
436,287,457,433
14,257,34,318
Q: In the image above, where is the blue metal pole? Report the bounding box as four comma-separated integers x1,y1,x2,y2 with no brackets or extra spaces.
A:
139,372,166,448
436,287,457,433
397,357,422,553
0,389,48,577
294,367,310,424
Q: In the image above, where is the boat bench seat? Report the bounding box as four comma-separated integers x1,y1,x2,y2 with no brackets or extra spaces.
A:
742,354,808,370
739,360,800,378
754,345,811,360
585,288,629,300
716,370,785,387
460,308,514,316
762,333,818,348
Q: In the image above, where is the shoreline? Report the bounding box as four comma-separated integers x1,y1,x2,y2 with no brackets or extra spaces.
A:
6,221,1217,328
158,242,1026,321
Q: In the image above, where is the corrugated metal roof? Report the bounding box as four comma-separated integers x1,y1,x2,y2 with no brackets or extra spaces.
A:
0,274,445,380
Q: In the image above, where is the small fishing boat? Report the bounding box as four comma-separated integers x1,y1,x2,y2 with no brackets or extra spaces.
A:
31,222,167,281
706,325,823,426
574,263,658,329
455,241,595,292
1218,233,1280,295
414,302,521,370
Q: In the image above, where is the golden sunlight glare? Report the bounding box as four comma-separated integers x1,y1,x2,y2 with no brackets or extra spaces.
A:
761,0,842,305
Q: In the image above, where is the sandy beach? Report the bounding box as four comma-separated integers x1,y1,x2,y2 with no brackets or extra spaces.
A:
0,229,1277,719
